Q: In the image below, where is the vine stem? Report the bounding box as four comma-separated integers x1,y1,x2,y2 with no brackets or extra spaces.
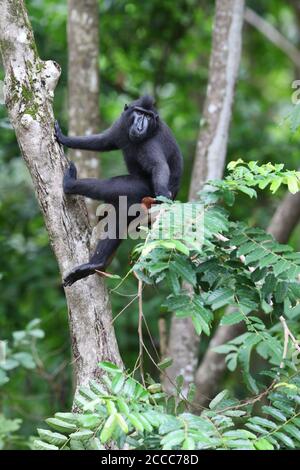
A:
138,278,145,386
280,315,300,369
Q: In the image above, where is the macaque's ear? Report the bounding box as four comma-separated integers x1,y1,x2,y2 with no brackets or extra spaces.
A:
124,104,129,111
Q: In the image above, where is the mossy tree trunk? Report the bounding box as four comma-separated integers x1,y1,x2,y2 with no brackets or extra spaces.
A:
0,0,122,391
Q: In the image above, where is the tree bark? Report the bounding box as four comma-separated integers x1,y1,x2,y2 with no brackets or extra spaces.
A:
189,0,245,200
194,191,300,406
67,0,101,225
267,192,300,243
0,0,122,390
164,0,245,395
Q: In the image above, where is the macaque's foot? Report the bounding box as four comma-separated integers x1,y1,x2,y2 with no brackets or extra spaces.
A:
141,196,157,210
63,162,77,194
63,262,105,287
54,120,64,144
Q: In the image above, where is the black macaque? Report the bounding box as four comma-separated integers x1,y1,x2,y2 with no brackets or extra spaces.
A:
55,95,183,286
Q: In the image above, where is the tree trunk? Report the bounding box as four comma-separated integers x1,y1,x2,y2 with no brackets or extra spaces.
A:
189,0,245,200
68,0,101,225
0,0,122,390
164,0,245,395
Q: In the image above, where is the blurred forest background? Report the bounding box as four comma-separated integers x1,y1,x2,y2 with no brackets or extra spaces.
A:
1,0,300,444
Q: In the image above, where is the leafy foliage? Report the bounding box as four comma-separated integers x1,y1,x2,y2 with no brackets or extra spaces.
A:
33,162,300,451
2,0,300,450
0,319,45,386
130,164,300,349
218,160,300,196
0,320,45,449
34,362,300,450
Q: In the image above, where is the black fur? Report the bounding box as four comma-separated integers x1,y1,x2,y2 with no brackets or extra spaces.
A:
55,95,183,286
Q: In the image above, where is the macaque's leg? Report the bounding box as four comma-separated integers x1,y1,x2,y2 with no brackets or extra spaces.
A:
63,238,121,287
63,162,154,202
63,185,152,286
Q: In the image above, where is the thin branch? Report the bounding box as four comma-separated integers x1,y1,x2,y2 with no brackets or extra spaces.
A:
244,7,300,67
267,191,300,243
280,315,300,356
280,316,290,369
138,278,145,385
158,316,168,359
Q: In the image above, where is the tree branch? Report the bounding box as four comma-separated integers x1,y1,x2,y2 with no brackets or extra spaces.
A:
244,7,300,68
164,0,245,395
0,0,123,390
267,191,300,243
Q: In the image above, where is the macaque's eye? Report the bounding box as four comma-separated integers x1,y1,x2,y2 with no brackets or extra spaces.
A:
124,104,128,111
146,115,151,121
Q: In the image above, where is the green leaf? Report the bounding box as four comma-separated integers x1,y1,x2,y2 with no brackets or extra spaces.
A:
251,417,277,429
45,418,77,434
270,177,283,194
126,413,144,432
262,406,286,422
225,353,238,371
33,439,59,451
136,413,153,432
274,432,295,448
227,159,244,170
158,357,173,370
37,429,68,447
115,413,129,433
70,439,85,450
213,344,237,354
100,414,117,443
238,186,257,198
286,175,299,194
182,437,195,450
26,319,42,330
29,328,45,339
77,414,101,429
207,288,233,310
1,358,19,370
70,429,94,442
98,362,122,374
220,311,244,326
111,372,125,394
170,258,196,286
175,375,184,391
172,240,190,256
209,390,229,409
54,412,79,424
254,438,274,450
161,430,185,447
283,424,300,441
187,383,196,402
116,398,130,415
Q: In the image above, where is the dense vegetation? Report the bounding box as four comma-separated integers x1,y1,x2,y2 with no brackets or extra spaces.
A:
1,0,300,450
